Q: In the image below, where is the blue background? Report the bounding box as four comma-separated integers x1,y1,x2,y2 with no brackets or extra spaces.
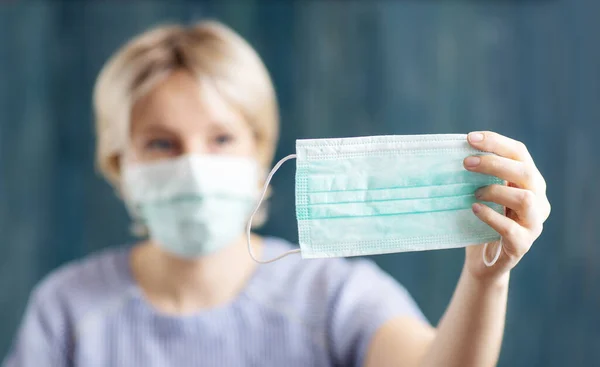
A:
1,1,599,365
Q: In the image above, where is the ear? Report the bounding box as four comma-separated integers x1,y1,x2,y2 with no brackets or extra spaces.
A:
111,154,121,174
250,180,272,229
107,154,125,198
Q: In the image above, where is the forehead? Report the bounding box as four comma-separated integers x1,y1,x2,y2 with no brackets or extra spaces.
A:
130,70,245,135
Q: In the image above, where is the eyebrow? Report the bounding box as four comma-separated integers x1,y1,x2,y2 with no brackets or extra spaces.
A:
207,117,240,132
134,123,177,137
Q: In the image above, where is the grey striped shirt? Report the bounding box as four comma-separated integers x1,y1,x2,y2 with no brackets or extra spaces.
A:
3,237,426,367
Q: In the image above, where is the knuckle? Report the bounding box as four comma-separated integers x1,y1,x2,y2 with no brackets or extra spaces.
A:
502,222,521,239
537,175,548,192
521,165,534,183
520,190,536,209
516,141,529,157
485,131,498,140
487,155,501,170
537,200,552,222
531,223,544,238
481,131,496,147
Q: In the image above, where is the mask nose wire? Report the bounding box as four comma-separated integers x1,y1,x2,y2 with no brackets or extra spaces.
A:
247,154,301,264
482,238,503,267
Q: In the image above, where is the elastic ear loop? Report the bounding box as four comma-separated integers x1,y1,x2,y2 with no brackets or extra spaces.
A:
482,202,507,267
482,238,503,267
247,154,301,264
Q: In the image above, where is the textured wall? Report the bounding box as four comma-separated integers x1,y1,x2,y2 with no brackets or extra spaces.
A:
1,1,598,365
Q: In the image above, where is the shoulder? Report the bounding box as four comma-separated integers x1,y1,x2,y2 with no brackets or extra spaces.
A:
248,236,422,320
248,237,426,365
28,245,135,327
4,247,134,365
251,236,381,297
255,236,404,291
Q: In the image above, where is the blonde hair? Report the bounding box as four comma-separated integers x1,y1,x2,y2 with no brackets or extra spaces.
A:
93,21,279,186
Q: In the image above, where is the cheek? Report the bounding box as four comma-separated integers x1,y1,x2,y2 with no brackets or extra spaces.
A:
121,142,145,165
234,130,259,157
119,146,137,166
246,135,260,156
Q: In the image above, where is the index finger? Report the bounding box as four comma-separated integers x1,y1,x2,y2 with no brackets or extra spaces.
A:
467,131,533,163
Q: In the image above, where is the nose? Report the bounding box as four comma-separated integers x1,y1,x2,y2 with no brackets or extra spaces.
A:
180,136,209,156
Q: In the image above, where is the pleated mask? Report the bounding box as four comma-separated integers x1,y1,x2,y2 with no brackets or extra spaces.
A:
247,134,504,265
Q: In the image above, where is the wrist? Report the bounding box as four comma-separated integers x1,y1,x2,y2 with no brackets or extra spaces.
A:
463,266,511,290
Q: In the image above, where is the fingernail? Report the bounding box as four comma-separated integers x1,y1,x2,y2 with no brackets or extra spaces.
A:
469,132,484,142
464,156,481,168
474,188,483,199
472,203,481,214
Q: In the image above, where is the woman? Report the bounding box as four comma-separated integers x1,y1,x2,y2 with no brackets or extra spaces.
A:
4,21,550,367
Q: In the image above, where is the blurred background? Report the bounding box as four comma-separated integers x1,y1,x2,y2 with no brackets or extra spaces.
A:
1,0,599,366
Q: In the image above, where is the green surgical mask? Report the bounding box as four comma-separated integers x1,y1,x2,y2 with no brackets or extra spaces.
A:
247,134,504,265
123,154,260,258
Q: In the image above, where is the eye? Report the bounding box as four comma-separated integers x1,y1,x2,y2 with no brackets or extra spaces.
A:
214,133,235,146
146,138,176,151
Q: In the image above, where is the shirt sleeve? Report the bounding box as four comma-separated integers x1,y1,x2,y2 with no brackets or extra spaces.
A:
2,284,71,367
327,259,428,367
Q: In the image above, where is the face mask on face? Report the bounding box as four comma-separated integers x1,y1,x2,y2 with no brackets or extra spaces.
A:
122,154,260,258
247,134,505,266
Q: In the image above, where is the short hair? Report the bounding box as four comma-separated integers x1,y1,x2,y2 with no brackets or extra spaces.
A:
93,21,279,186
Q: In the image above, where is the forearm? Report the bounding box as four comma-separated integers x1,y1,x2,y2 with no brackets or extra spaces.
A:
419,267,510,367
